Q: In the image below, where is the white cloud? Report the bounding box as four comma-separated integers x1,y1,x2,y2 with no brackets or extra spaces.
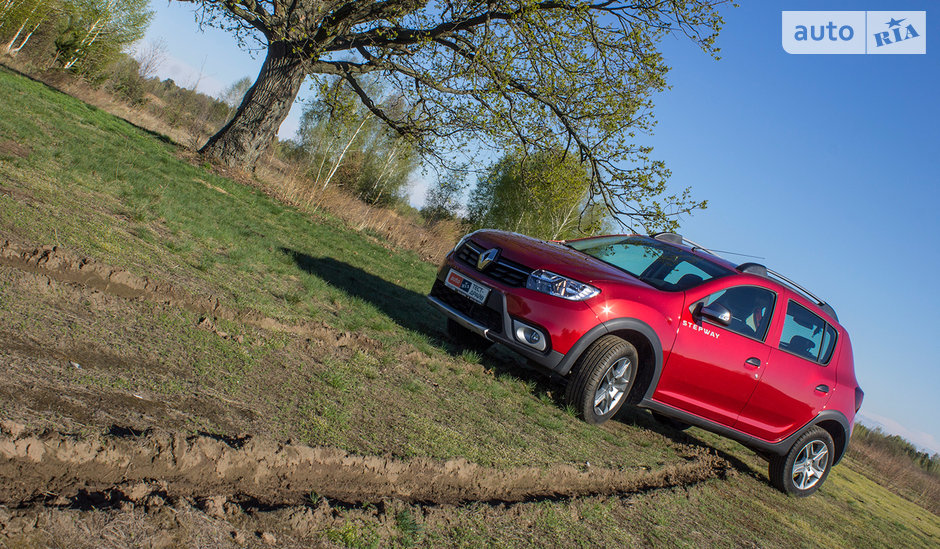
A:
856,411,940,455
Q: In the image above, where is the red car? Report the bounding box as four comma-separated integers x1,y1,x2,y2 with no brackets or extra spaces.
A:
428,230,863,496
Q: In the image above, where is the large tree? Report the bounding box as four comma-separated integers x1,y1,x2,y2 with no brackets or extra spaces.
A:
185,0,727,230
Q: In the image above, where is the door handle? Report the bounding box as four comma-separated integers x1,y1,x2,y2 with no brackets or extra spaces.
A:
745,357,761,368
815,384,830,394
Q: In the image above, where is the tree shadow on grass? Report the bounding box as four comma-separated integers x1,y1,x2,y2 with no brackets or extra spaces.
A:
281,247,447,342
280,247,554,380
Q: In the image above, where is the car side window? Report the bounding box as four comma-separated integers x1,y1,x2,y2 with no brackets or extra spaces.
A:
695,286,776,341
779,301,837,364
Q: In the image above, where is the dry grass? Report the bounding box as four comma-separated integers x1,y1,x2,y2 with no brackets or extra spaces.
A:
847,440,940,515
253,156,464,263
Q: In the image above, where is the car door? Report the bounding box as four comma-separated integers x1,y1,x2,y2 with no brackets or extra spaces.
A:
733,298,839,441
654,282,778,427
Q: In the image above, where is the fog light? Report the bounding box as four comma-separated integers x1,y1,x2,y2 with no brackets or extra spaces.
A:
513,320,547,352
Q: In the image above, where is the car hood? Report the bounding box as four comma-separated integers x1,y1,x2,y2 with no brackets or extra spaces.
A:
469,230,651,289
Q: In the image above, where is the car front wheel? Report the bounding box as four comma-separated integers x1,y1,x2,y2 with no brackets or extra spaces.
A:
768,426,834,496
566,335,638,425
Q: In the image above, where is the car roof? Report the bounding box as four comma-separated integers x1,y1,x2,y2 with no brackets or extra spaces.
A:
566,233,840,324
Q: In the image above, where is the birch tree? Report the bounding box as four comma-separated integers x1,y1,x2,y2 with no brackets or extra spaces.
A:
1,0,55,54
55,0,150,72
297,77,418,205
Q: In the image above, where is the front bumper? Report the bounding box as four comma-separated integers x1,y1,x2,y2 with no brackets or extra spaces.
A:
428,261,600,375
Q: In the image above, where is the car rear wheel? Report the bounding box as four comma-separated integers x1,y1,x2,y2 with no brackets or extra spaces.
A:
768,426,834,496
566,335,638,425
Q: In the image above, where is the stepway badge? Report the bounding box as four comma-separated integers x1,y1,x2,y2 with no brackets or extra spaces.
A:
783,11,926,54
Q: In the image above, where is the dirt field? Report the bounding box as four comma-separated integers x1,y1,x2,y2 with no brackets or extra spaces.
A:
0,238,734,547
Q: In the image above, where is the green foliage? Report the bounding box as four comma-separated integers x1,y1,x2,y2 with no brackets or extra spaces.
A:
2,0,152,82
468,149,609,240
152,75,233,131
55,0,152,76
0,0,57,55
295,77,420,207
106,55,146,105
422,168,469,223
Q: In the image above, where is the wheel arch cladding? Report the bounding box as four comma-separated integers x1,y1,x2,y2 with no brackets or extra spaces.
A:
816,418,849,464
603,319,663,405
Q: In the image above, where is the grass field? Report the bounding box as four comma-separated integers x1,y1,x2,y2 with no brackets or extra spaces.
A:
0,64,937,548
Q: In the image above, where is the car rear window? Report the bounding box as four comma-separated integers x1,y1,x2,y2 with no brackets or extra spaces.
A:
779,301,838,364
567,236,732,291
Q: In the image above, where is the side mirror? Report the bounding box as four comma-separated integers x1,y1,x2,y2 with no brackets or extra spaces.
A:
696,302,731,326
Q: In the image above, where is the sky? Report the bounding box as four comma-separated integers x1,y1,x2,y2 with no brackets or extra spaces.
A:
141,1,940,455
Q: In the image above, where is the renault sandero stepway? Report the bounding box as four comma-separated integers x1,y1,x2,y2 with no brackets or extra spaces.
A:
428,230,863,496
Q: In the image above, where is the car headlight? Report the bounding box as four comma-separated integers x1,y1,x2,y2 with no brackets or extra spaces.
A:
526,270,600,301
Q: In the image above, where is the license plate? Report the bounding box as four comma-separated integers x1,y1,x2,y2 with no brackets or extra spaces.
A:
445,269,491,305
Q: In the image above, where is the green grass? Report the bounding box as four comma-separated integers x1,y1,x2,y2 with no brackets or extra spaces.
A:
0,65,678,470
0,65,937,548
0,66,440,336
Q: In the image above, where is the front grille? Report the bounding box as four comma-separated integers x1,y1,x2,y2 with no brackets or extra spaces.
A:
455,241,533,287
430,279,503,333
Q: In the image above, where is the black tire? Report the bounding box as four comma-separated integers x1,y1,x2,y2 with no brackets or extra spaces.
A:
566,335,638,425
446,318,492,351
768,426,834,497
651,411,691,431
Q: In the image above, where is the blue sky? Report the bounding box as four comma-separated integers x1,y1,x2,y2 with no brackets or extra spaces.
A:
142,2,940,454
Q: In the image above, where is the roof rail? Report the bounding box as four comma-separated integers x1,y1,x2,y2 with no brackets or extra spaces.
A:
736,262,839,321
652,233,839,321
651,232,719,257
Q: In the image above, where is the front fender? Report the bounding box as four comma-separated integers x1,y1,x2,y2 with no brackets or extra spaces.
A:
555,317,664,383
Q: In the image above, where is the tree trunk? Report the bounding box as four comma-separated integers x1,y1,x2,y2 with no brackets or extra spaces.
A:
10,21,39,54
201,41,308,168
3,19,27,54
320,116,368,191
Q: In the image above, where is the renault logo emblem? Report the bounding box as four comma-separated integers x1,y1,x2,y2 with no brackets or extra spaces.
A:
477,248,500,270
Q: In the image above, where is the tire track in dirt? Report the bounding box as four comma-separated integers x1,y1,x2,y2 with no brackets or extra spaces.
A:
0,428,730,507
0,238,732,507
0,239,372,348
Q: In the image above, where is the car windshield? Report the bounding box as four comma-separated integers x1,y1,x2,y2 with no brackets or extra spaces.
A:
566,236,733,291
